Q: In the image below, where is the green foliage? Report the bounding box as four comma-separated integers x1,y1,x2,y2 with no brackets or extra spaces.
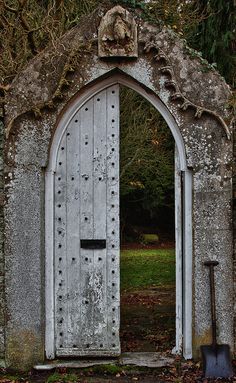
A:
120,87,174,218
47,372,78,383
187,0,236,86
121,248,175,291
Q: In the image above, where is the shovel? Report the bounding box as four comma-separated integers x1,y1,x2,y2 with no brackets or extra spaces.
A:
201,260,233,378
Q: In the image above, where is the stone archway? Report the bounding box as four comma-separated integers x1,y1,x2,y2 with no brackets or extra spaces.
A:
3,4,233,369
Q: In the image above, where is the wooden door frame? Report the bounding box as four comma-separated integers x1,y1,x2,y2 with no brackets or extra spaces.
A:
45,73,193,360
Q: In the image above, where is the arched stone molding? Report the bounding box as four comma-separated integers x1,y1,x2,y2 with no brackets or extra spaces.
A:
47,73,187,172
3,3,233,369
45,72,192,360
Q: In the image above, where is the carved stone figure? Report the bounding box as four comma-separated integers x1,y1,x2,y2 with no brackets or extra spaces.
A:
98,6,138,58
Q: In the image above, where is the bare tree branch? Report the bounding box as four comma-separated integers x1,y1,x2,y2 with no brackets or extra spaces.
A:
0,84,10,91
3,1,17,13
120,149,141,179
19,7,38,55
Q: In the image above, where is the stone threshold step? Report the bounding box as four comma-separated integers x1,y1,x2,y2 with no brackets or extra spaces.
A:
34,352,175,370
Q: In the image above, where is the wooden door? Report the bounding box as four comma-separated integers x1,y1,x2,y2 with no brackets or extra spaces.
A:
54,85,120,357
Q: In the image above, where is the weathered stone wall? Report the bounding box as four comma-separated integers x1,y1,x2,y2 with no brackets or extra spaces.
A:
0,118,5,363
233,123,236,352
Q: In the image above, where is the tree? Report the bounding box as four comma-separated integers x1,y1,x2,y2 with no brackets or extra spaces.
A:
0,0,101,86
120,87,175,239
187,0,235,87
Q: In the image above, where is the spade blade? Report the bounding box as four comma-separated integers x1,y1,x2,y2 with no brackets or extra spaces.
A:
201,344,233,378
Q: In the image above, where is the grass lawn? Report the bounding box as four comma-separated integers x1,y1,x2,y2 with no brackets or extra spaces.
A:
120,248,175,291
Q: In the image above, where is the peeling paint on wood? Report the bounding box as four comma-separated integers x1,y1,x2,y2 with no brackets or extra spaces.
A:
54,85,120,356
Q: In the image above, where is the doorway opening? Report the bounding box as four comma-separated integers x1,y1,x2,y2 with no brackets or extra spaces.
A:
45,74,192,360
119,86,176,353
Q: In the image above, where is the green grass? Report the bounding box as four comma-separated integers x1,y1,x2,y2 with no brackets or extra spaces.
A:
141,233,159,244
120,248,175,291
47,372,78,383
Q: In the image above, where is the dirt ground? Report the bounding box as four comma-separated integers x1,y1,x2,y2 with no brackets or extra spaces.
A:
1,295,234,383
120,286,175,352
0,360,236,383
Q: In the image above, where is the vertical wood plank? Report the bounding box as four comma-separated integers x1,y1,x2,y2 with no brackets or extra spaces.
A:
66,111,81,348
183,169,193,359
174,146,182,354
54,134,67,351
79,98,95,350
45,169,55,359
106,85,120,354
93,90,108,350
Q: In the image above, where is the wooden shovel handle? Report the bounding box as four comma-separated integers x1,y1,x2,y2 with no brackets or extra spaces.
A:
204,260,219,267
204,260,219,347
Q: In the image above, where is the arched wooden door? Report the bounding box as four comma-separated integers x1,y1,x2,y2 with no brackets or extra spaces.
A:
53,85,120,357
46,75,192,360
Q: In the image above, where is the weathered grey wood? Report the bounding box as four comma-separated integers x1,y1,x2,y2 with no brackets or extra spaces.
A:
106,85,120,353
92,89,107,350
66,111,81,349
182,169,193,359
54,85,120,357
79,97,95,352
174,146,182,354
45,169,56,359
54,133,67,351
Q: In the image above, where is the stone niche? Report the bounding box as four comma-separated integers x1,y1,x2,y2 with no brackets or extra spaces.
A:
98,6,138,58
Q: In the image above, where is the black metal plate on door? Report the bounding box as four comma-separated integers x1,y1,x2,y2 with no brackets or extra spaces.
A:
80,239,106,249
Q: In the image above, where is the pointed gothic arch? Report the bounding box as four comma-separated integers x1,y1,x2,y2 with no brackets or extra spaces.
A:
45,72,192,359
